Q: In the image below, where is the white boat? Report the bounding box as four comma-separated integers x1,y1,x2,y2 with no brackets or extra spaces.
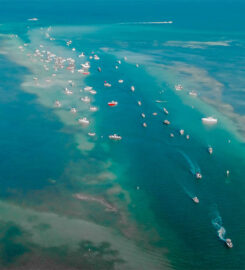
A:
136,64,139,68
141,113,146,118
104,82,112,87
192,197,199,204
84,86,93,91
186,135,190,140
142,122,147,128
179,129,184,135
65,88,73,95
81,62,90,69
138,101,142,106
163,120,170,125
54,100,61,108
115,65,119,69
89,90,97,95
88,132,96,137
70,107,77,114
163,107,169,115
196,173,202,179
89,106,98,112
118,80,124,83
109,134,122,140
131,86,135,92
202,117,218,125
117,60,121,64
94,55,100,60
152,112,158,116
78,117,90,125
208,146,213,154
175,84,183,91
170,133,174,138
72,48,76,51
78,52,85,58
81,96,91,103
78,69,84,73
28,18,38,21
225,238,233,248
189,91,198,97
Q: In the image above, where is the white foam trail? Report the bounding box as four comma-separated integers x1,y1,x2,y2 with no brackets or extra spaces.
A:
119,21,173,25
212,215,226,241
179,150,200,175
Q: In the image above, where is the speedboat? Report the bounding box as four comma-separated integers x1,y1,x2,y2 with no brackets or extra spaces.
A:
98,67,102,72
141,113,146,118
117,60,121,64
54,100,61,108
65,88,73,95
138,101,142,106
175,84,183,91
192,196,199,204
104,81,112,87
108,101,118,107
118,80,124,83
196,172,202,179
208,146,213,154
170,133,174,138
152,112,158,116
136,64,139,68
109,134,122,140
131,86,135,92
163,107,169,115
163,120,170,125
84,86,93,91
179,129,184,135
201,117,218,125
115,65,119,69
70,107,77,114
143,122,147,128
226,170,230,177
72,48,76,51
78,117,90,125
189,91,198,97
81,96,91,103
225,238,233,248
88,132,96,137
94,55,100,60
89,106,98,112
186,135,190,140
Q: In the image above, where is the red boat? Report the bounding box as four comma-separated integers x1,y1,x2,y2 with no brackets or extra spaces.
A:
108,101,118,107
83,72,90,75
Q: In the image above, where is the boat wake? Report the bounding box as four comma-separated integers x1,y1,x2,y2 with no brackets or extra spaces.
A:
179,151,201,176
211,209,226,242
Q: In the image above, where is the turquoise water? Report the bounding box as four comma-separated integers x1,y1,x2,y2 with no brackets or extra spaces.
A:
0,1,245,269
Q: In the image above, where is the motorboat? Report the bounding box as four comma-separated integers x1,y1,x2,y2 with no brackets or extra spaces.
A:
78,52,85,58
89,56,93,59
179,129,184,135
138,101,142,106
72,48,76,51
89,90,97,95
83,72,90,75
88,132,96,137
152,112,158,116
118,80,124,83
81,96,91,103
109,134,122,140
189,91,198,97
70,107,77,114
141,113,146,118
131,86,135,92
108,101,118,107
136,64,139,68
186,135,190,140
89,106,98,112
201,117,218,125
104,81,112,87
81,62,90,69
208,146,213,154
192,196,199,204
78,117,90,125
143,122,147,128
196,173,202,179
98,67,102,72
226,170,230,177
163,120,170,125
94,55,100,60
115,65,119,69
65,88,73,95
117,60,121,64
84,86,93,91
54,100,61,108
175,84,183,91
163,107,169,115
225,238,233,248
170,133,174,138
